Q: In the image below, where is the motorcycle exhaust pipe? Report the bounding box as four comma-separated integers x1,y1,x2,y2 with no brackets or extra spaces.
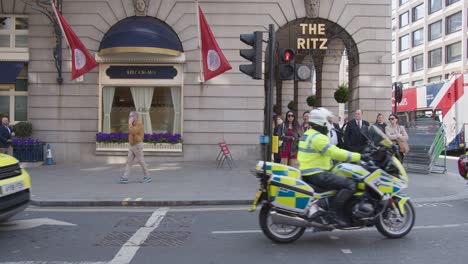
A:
271,211,331,228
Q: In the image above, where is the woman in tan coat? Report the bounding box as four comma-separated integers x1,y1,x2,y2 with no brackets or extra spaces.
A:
120,111,151,183
385,114,409,162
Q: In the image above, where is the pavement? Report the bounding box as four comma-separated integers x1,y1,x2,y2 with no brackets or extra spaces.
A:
24,158,468,207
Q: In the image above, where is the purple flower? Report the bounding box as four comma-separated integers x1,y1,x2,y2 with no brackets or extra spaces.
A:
11,138,43,146
96,132,182,144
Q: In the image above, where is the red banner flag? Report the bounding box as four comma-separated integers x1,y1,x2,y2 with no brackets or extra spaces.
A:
51,3,98,80
198,6,232,81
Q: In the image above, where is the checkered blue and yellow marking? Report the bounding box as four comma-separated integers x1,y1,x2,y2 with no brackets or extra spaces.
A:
269,176,313,210
256,161,301,179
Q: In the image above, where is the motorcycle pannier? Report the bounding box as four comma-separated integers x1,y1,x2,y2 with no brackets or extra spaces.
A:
269,175,315,214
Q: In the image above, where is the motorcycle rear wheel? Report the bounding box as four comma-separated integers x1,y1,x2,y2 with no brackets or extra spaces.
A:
259,204,306,244
376,200,415,239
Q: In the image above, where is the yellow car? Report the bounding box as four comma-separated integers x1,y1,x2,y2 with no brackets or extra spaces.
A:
0,153,31,222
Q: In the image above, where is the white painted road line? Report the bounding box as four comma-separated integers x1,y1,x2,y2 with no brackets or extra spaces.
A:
26,206,250,213
212,230,262,234
0,218,76,231
212,223,468,235
341,249,352,254
109,207,168,264
1,252,108,262
329,235,340,240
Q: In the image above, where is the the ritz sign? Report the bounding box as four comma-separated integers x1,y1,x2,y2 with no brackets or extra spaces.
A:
297,23,328,50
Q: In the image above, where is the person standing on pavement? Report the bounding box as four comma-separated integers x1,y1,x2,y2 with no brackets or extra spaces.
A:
120,111,151,184
344,109,370,153
374,113,387,133
278,110,302,167
328,115,343,148
385,114,409,163
0,117,14,155
272,114,283,163
301,111,310,132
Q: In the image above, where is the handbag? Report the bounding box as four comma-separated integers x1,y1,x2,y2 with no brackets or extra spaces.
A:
395,126,410,154
397,140,410,154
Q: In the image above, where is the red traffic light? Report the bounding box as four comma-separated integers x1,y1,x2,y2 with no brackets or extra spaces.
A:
284,50,293,62
278,48,295,63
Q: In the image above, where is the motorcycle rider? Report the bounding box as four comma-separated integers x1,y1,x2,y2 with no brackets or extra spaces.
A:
297,108,369,226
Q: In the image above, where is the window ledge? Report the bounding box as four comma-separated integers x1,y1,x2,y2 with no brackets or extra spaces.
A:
95,142,183,156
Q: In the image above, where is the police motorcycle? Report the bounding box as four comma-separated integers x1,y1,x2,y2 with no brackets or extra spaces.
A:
249,125,415,243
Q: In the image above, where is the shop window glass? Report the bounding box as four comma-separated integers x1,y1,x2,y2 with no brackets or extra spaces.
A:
14,96,27,121
0,15,28,49
107,87,179,134
0,96,9,117
0,35,9,47
15,79,28,92
0,17,11,30
15,17,28,30
15,35,28,48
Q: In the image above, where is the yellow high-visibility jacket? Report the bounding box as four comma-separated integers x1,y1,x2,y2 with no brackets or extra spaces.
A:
298,128,361,176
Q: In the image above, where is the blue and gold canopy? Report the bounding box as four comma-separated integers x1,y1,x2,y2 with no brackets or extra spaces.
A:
98,16,183,56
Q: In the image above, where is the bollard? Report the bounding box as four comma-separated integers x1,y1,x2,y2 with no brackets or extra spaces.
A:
44,144,56,165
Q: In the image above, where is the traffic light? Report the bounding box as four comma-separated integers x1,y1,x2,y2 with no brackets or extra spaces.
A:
394,82,403,103
239,32,263,79
295,64,312,81
278,48,295,80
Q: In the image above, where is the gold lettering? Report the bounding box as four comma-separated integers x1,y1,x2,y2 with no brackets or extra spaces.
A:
300,24,308,35
308,23,318,35
319,38,328,49
318,24,325,35
310,38,319,49
297,38,306,49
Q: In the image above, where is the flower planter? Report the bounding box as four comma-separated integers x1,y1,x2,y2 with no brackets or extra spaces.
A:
96,142,182,152
13,144,45,162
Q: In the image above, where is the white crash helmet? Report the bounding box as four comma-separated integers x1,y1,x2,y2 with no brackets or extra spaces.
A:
309,107,334,131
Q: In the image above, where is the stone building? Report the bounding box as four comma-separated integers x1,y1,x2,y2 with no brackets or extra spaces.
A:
0,0,391,163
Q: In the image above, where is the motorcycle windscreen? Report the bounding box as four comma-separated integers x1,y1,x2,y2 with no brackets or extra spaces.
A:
368,125,393,148
269,176,314,214
364,169,408,198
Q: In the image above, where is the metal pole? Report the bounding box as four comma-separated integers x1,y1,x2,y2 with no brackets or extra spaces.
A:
266,24,276,162
393,82,397,114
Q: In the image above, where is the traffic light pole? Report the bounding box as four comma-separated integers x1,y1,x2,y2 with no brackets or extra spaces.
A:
393,82,397,114
265,24,276,162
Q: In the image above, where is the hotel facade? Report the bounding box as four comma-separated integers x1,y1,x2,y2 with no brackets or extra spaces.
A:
0,0,392,163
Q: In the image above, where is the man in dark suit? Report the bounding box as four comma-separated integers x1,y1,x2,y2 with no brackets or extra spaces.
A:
343,109,369,153
0,117,14,155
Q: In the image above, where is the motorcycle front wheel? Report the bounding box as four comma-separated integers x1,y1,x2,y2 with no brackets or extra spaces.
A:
376,200,415,239
259,204,306,244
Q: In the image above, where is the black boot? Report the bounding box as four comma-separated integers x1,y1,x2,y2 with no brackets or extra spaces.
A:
332,189,353,227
